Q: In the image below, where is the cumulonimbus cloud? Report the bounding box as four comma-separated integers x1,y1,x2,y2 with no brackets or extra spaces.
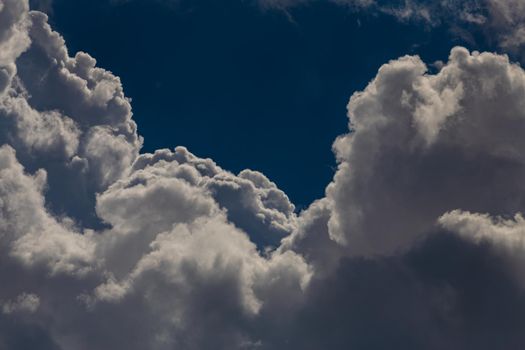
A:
3,0,525,349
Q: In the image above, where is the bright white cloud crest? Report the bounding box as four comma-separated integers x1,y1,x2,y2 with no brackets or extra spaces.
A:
2,0,525,349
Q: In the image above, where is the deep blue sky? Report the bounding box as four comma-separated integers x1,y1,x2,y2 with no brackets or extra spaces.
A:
42,0,478,208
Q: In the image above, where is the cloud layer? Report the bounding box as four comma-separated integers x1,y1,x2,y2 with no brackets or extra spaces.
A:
3,0,525,349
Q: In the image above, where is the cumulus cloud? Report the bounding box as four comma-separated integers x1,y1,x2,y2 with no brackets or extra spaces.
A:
280,46,525,346
439,210,525,286
3,0,525,349
4,9,143,228
129,147,297,249
326,47,525,256
2,293,40,315
0,0,29,95
0,5,309,348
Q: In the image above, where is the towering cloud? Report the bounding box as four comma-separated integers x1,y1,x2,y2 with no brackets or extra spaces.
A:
2,0,525,349
327,47,525,256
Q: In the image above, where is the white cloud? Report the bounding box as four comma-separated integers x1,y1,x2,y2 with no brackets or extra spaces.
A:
440,210,525,251
0,10,143,228
0,8,311,347
130,147,297,249
0,0,30,95
326,47,525,256
0,145,97,276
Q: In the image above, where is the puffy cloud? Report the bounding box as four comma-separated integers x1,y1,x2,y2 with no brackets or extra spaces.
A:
0,10,142,228
257,229,525,349
327,47,525,256
0,0,30,95
130,147,297,249
89,217,310,348
280,198,344,276
268,46,525,347
4,1,525,349
2,293,40,315
440,210,525,253
0,145,96,276
439,210,525,286
0,8,311,347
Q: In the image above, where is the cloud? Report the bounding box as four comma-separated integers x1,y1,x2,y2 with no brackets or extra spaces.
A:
411,0,525,53
0,145,96,276
257,0,525,56
7,10,142,228
3,0,525,349
326,47,525,256
439,210,525,287
0,0,29,95
129,147,297,250
280,46,525,346
2,293,40,315
0,5,310,347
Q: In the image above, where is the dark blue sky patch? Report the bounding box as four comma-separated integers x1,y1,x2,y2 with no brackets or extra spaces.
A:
45,0,474,208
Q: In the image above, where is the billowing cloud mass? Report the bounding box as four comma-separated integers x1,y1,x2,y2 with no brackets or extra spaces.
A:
3,0,525,349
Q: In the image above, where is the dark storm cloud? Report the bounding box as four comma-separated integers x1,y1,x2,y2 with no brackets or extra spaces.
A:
2,0,525,349
262,232,525,350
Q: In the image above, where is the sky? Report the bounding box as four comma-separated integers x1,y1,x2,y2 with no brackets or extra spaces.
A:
3,0,525,349
42,0,472,207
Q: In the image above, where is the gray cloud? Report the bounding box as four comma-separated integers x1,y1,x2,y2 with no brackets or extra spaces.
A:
2,0,525,349
5,10,142,228
130,147,297,250
0,0,29,95
327,47,525,256
2,293,40,315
